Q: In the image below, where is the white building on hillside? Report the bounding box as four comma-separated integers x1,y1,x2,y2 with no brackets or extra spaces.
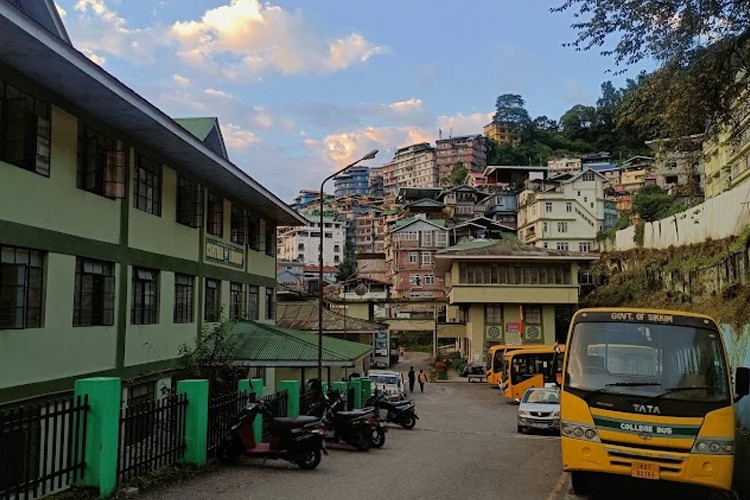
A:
277,217,346,266
517,169,616,252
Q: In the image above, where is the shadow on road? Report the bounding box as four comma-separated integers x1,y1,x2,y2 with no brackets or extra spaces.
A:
576,475,736,500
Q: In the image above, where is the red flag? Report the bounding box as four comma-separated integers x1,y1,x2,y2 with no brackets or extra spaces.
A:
518,305,525,334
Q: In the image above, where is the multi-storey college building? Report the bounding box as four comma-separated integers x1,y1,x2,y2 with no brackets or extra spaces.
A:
382,143,438,196
0,2,305,403
277,217,346,266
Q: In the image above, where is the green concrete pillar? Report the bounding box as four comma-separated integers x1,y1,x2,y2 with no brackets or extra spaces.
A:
332,381,347,396
360,378,372,405
177,379,209,466
280,380,300,417
322,382,329,393
73,377,121,498
349,378,362,409
237,379,251,394
249,378,265,443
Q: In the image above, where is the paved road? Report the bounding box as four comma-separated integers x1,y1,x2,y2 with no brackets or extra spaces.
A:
138,351,729,500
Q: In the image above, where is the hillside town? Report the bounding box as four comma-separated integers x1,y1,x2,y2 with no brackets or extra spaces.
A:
2,1,750,499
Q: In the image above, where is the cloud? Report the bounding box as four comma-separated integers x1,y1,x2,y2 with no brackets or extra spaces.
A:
81,47,106,65
71,0,159,63
172,74,190,87
204,88,231,99
55,2,67,18
223,124,259,150
435,112,492,136
168,0,388,79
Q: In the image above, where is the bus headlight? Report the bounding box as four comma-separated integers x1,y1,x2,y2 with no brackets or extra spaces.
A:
561,421,600,443
692,439,734,455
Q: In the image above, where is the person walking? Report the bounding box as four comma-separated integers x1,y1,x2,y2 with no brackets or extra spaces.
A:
418,369,427,393
407,366,416,393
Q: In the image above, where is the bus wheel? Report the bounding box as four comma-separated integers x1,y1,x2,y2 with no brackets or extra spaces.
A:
570,472,592,495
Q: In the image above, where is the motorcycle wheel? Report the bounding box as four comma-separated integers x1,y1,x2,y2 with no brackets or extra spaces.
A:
354,429,372,451
399,414,416,430
217,438,243,464
294,448,321,470
371,427,386,448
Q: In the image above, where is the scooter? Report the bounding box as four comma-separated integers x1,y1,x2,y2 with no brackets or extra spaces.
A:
365,391,419,429
218,395,327,470
306,390,383,450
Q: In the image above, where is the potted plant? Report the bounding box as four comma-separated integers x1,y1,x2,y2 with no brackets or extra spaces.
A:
434,360,448,380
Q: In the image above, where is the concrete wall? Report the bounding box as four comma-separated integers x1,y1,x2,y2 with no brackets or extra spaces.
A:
601,180,750,252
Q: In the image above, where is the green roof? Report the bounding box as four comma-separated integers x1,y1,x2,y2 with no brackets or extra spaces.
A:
223,320,372,367
174,117,217,141
393,216,446,230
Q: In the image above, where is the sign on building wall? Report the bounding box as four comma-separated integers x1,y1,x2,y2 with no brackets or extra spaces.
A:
373,331,389,358
205,238,245,268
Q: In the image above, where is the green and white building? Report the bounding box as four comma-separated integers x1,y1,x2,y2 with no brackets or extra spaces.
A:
0,1,306,404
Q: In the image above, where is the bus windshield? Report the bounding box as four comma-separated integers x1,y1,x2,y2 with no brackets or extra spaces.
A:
565,321,729,402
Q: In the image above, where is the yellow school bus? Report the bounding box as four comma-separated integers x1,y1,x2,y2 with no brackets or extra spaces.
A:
486,344,533,387
500,345,564,400
561,308,750,495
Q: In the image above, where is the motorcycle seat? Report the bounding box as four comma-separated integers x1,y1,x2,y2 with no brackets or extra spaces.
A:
271,416,320,430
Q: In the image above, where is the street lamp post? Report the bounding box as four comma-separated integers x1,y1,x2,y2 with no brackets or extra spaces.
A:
318,149,378,381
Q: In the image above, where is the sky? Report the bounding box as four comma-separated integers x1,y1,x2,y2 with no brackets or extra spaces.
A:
54,0,654,203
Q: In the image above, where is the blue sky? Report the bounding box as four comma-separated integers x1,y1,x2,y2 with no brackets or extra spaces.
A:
56,0,653,202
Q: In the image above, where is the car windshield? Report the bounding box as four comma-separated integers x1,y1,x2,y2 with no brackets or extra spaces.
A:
565,321,729,402
522,390,560,404
370,375,399,386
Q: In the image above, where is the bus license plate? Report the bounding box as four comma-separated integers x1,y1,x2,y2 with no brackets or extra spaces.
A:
631,461,659,480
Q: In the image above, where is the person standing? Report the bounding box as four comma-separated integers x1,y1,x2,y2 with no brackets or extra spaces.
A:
418,369,427,393
407,366,416,393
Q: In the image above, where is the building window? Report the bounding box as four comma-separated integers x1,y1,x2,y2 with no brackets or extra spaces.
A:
422,231,433,246
205,278,220,322
409,252,418,263
176,176,203,228
229,282,245,319
424,274,435,285
230,205,246,245
566,202,572,213
0,245,44,329
77,124,126,198
248,214,260,250
207,192,223,237
127,381,155,406
421,252,432,265
543,222,548,234
582,171,595,181
265,287,275,320
0,81,51,176
436,232,448,247
248,285,259,320
133,153,162,216
409,274,421,286
266,222,276,257
579,242,592,253
132,268,158,325
73,258,115,327
557,222,568,233
485,304,502,324
545,202,552,213
173,273,194,323
333,245,340,252
556,242,569,251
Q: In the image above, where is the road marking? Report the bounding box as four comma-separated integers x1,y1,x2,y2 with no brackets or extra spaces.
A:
546,471,567,500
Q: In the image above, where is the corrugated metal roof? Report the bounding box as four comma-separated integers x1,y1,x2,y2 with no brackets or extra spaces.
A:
437,237,585,257
225,320,372,365
174,117,216,141
277,301,386,332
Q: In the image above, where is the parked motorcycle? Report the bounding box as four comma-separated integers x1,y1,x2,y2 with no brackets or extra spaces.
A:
218,395,327,470
365,391,419,429
306,390,383,450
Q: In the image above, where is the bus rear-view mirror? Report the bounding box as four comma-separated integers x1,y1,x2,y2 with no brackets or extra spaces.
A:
736,367,750,402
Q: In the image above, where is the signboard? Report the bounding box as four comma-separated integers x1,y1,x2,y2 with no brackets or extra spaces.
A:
373,331,389,358
205,238,245,268
505,322,519,334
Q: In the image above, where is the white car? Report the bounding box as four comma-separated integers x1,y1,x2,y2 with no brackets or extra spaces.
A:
368,370,406,400
517,388,560,433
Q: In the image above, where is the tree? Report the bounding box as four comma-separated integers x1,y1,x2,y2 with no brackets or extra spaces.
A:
631,184,674,222
336,238,356,282
177,317,245,393
553,0,750,139
494,94,532,126
449,162,468,186
560,104,597,143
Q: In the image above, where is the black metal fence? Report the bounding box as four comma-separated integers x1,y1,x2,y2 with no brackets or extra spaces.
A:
117,393,187,483
0,395,89,500
261,391,288,442
206,391,251,458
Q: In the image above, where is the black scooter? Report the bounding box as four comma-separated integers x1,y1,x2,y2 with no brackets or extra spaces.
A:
306,390,383,450
218,395,327,469
365,391,419,429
